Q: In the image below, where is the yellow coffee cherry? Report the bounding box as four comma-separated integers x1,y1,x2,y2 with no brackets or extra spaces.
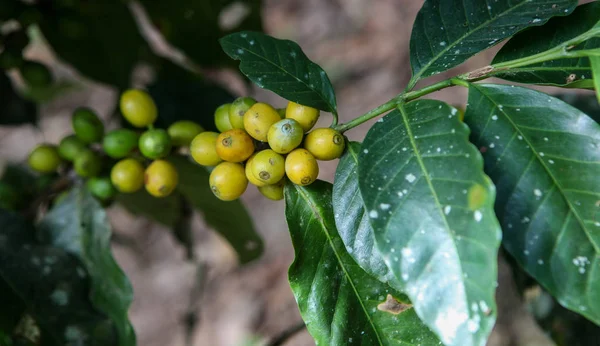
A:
209,162,248,201
214,103,233,133
144,160,178,198
243,102,281,142
267,118,304,154
249,149,285,185
286,101,320,132
304,128,345,161
245,153,266,187
215,129,254,162
228,97,256,129
285,148,318,186
190,132,222,166
119,89,157,128
258,178,285,201
110,158,145,193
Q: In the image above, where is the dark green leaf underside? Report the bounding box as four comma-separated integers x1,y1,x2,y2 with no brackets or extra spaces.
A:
39,187,136,346
0,73,37,126
409,0,577,83
168,156,263,264
0,209,119,345
220,31,337,112
358,100,501,346
333,141,401,288
285,181,440,345
465,84,600,324
493,2,600,87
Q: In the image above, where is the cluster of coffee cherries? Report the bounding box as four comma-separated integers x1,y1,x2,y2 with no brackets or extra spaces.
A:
190,97,345,201
27,89,201,201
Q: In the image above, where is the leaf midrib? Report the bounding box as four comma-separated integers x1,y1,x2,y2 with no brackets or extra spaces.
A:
411,0,543,83
222,37,335,112
294,185,384,346
397,103,471,335
473,84,600,254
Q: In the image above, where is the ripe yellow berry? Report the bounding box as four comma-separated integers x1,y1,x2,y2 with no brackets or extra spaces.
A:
145,160,179,198
190,132,222,166
215,129,254,162
286,101,320,132
243,102,281,142
245,154,266,187
228,97,256,129
209,162,248,201
304,128,345,161
214,103,234,132
285,148,318,186
267,119,304,154
119,89,157,128
249,149,285,185
258,178,285,201
111,158,145,193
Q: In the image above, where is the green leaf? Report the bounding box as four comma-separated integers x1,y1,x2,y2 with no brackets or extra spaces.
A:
409,0,577,86
116,189,183,228
220,31,337,113
464,84,600,325
38,1,147,88
492,2,600,88
358,100,502,346
168,155,263,264
0,209,119,345
148,60,235,132
333,141,400,287
38,187,136,346
555,93,600,125
591,56,600,103
139,0,262,67
0,73,37,126
285,181,440,346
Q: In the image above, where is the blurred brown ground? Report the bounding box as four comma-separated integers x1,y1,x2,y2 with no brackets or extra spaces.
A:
0,1,570,345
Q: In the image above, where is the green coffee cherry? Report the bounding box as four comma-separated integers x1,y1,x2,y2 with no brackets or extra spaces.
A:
72,107,104,144
20,60,53,88
139,129,172,159
28,144,61,173
58,135,87,161
103,129,139,159
167,120,204,147
228,97,256,129
214,103,233,132
73,150,102,178
87,176,117,201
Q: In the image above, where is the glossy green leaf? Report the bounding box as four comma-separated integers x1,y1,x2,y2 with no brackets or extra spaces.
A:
148,60,235,132
591,56,600,103
220,31,337,113
139,0,262,67
38,187,136,346
358,100,502,346
0,209,119,345
493,2,600,88
0,73,37,126
333,141,400,287
409,0,577,86
39,1,147,88
116,189,183,228
285,181,440,346
168,155,262,263
464,84,600,325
